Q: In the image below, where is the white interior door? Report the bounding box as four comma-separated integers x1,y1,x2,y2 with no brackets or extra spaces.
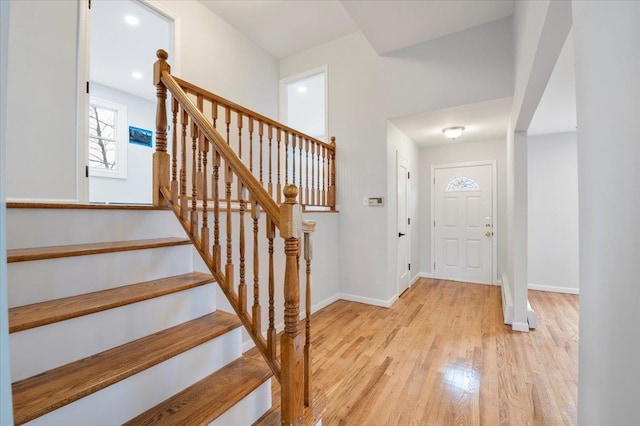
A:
397,156,410,294
434,164,494,284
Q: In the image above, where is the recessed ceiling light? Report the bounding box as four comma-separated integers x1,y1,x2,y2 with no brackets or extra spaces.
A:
131,72,143,79
297,86,307,94
124,15,139,26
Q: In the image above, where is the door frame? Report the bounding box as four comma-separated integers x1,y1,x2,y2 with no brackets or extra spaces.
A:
430,160,498,285
77,0,179,202
397,154,410,295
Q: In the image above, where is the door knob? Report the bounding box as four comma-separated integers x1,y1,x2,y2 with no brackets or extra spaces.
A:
398,232,406,237
485,231,494,237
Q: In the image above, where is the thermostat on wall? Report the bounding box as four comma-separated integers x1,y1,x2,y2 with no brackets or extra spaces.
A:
364,197,384,206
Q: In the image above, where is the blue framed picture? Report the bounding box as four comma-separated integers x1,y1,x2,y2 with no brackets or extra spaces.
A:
129,126,153,147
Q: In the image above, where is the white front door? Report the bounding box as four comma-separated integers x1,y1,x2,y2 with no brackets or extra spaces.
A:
397,156,410,294
434,164,494,284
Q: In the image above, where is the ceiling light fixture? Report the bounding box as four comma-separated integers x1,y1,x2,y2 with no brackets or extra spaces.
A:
124,15,140,26
297,86,307,94
442,126,465,140
131,72,143,79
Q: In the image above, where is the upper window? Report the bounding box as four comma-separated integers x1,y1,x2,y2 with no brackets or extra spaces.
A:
280,67,327,141
89,97,127,179
446,177,479,192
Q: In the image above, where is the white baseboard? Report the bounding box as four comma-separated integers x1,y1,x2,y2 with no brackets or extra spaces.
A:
501,272,514,325
338,292,398,308
419,272,433,278
528,283,579,295
409,274,421,286
7,197,79,204
527,299,537,329
512,321,530,332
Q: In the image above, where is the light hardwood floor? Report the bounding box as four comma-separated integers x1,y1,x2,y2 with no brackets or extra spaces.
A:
253,278,579,425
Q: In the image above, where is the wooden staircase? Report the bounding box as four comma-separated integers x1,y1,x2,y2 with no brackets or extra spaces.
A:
6,205,275,424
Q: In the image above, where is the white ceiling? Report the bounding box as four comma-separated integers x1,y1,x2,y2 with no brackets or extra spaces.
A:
200,0,359,59
528,30,577,136
390,97,513,148
91,0,172,101
341,0,514,55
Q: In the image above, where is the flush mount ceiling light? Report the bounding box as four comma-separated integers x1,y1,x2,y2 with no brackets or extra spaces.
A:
124,15,140,26
131,72,143,79
442,126,465,140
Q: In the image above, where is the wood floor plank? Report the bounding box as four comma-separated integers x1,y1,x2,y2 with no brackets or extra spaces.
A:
9,272,215,333
249,279,579,425
7,237,191,263
124,357,272,425
12,311,241,425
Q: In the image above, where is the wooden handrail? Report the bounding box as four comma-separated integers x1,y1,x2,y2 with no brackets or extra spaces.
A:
161,72,282,227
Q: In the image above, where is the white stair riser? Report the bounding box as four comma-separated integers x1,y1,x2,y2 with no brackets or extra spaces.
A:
8,245,195,307
6,209,185,249
210,380,272,426
11,284,217,381
25,328,242,426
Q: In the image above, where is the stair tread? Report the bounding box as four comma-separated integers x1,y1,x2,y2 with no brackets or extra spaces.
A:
9,272,215,333
124,356,273,425
12,311,241,425
7,237,191,263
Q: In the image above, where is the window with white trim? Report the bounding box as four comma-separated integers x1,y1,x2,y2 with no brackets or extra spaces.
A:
89,97,127,179
446,176,479,192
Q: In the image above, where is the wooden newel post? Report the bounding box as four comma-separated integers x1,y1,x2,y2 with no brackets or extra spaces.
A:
280,184,304,425
153,49,171,206
329,136,336,210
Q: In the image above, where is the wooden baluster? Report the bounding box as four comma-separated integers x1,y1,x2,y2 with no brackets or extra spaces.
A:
278,129,283,204
180,108,188,221
201,137,209,257
280,185,303,425
320,145,327,206
237,111,243,162
212,101,218,129
225,165,234,293
190,121,199,233
300,137,305,205
329,136,336,209
302,220,316,406
268,125,273,199
259,121,264,186
305,138,310,206
252,198,261,335
196,96,204,200
249,117,254,174
170,96,178,205
238,185,247,313
213,151,221,272
311,142,316,206
153,50,170,206
225,106,231,145
267,218,276,360
291,133,296,189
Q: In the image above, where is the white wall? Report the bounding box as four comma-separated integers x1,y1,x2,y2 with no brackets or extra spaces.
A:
6,0,80,201
281,21,513,304
89,83,155,204
1,0,13,422
5,0,280,202
573,1,640,423
418,139,507,281
528,132,578,294
386,123,420,296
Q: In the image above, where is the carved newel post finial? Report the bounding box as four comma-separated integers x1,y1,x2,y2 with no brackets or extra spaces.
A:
157,49,168,61
152,48,171,206
284,184,298,204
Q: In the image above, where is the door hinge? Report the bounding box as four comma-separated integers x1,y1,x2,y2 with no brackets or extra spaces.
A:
86,81,90,94
434,262,436,269
433,177,435,184
88,0,91,9
433,220,435,227
407,171,410,179
85,165,89,178
408,218,410,225
408,263,411,271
